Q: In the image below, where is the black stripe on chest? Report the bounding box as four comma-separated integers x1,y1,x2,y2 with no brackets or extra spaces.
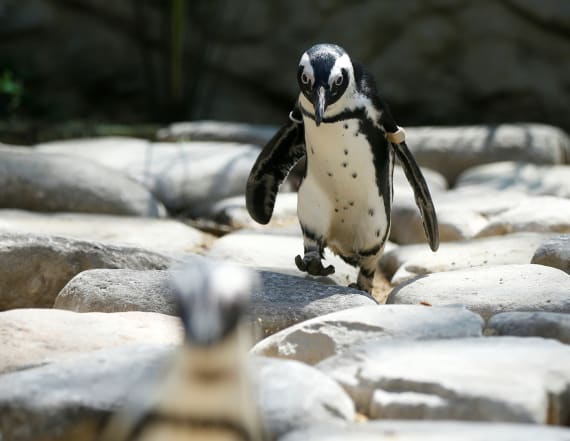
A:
300,105,366,124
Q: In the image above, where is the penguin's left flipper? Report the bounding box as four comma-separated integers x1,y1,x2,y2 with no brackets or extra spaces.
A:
391,139,439,252
246,107,306,225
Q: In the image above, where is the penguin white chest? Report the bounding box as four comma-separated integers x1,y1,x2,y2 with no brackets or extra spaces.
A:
298,117,390,255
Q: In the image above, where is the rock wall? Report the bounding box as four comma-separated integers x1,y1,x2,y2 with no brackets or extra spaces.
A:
1,0,569,130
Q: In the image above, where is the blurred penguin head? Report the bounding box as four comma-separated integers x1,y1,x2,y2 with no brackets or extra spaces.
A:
171,259,259,346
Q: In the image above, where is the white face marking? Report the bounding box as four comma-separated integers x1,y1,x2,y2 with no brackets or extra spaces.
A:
299,52,314,85
329,53,352,88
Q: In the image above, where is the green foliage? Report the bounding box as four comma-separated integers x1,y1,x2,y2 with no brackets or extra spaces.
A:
0,70,24,115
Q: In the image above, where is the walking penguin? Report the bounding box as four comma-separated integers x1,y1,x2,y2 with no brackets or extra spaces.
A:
100,259,266,441
246,43,439,293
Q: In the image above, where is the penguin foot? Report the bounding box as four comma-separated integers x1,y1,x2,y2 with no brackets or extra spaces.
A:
295,253,335,276
348,281,372,293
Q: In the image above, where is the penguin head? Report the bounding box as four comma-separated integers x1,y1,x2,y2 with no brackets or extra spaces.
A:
171,259,259,347
297,43,353,125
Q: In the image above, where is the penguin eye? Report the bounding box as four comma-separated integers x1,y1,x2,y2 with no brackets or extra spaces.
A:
334,75,343,86
301,72,311,85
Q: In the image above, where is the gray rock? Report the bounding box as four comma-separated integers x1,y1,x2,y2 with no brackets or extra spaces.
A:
37,137,261,215
317,337,570,424
156,120,277,145
279,421,570,441
387,264,570,320
390,201,488,244
0,232,172,310
54,269,177,314
205,192,299,229
486,312,570,344
0,344,172,441
207,230,359,287
0,146,165,216
251,305,483,365
477,196,570,237
54,268,376,339
456,162,570,198
0,209,212,256
0,308,182,374
531,234,570,274
404,124,569,183
0,345,354,441
381,233,553,285
256,357,355,439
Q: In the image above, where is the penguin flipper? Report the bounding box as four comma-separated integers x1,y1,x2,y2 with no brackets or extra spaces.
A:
391,139,440,251
246,114,305,224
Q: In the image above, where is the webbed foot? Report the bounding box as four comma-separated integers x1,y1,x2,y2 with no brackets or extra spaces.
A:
295,252,335,276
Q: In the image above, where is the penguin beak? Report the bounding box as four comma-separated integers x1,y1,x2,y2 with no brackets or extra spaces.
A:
313,86,326,126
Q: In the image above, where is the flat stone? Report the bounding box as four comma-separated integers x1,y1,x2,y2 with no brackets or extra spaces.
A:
205,192,299,229
405,123,569,183
156,120,277,145
0,145,165,217
0,209,212,256
486,312,570,344
387,264,570,320
279,421,570,441
54,268,376,339
531,234,570,274
0,345,354,441
381,233,552,285
0,232,172,310
251,305,483,365
207,231,359,287
256,357,355,439
390,201,488,244
0,309,182,374
37,137,261,215
477,197,570,237
456,162,570,198
317,337,570,424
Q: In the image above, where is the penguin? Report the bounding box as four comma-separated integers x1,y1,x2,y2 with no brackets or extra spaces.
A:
246,43,439,293
100,260,266,441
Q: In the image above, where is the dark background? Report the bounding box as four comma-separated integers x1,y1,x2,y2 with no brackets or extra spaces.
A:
1,0,569,142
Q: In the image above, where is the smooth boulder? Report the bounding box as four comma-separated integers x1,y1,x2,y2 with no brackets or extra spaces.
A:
387,264,570,320
487,312,570,344
0,232,172,309
54,268,376,339
0,146,165,216
251,304,483,365
0,309,182,374
531,234,570,274
317,337,570,424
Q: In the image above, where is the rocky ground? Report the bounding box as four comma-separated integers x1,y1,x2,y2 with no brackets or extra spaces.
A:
0,121,569,440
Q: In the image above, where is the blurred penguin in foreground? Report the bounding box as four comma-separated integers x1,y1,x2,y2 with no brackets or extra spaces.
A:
101,259,266,441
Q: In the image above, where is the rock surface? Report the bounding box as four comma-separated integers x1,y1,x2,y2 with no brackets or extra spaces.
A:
317,337,570,424
37,138,261,215
251,305,483,365
256,357,355,439
54,268,376,339
456,162,570,198
0,146,165,217
157,120,276,145
0,232,172,310
279,421,570,441
387,264,570,320
531,234,570,274
0,209,212,256
486,312,570,344
477,196,570,237
404,124,570,182
0,309,182,374
0,345,353,441
207,231,359,287
381,233,552,284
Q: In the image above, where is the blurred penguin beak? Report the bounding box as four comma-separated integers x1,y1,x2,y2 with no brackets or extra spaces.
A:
313,86,326,126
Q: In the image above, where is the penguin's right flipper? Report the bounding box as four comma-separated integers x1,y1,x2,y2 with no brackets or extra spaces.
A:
246,109,305,224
